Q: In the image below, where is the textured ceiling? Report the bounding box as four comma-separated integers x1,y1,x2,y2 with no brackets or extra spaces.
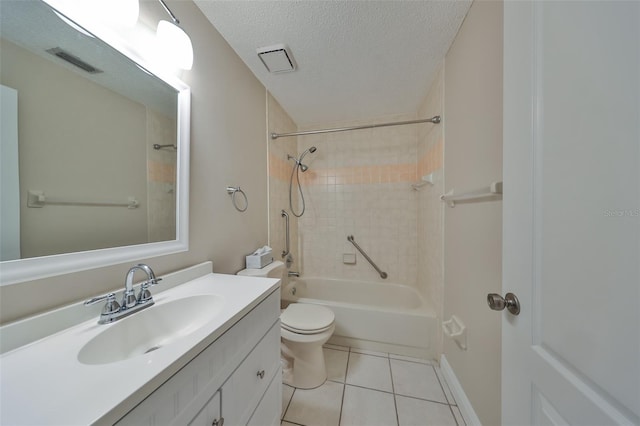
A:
194,1,472,126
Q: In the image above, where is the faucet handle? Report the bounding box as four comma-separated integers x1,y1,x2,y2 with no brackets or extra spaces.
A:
84,293,121,315
137,278,162,304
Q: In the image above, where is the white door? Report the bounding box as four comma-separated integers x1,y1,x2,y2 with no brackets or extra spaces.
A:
503,1,639,425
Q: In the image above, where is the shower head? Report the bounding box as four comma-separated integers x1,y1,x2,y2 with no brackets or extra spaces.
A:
287,147,318,172
298,146,317,172
299,146,317,162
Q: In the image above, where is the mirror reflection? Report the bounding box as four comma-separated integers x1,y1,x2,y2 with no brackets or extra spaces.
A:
0,0,179,261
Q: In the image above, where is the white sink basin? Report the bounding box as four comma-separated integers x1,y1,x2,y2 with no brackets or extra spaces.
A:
78,295,223,365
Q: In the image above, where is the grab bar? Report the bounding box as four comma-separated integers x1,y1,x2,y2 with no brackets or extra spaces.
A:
347,235,388,279
27,190,138,209
281,210,290,258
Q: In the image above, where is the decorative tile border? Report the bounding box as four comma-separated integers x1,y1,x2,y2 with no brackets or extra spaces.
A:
418,138,443,177
148,160,176,183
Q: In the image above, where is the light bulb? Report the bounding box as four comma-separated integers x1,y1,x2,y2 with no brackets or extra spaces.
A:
157,20,193,70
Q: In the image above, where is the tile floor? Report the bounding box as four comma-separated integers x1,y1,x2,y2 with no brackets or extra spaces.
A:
281,344,466,426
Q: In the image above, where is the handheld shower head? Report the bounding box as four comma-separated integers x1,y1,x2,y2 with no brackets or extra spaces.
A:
298,146,317,169
287,147,317,173
287,146,317,217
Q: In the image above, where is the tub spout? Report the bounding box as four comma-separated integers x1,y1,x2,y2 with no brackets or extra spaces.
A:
288,271,300,277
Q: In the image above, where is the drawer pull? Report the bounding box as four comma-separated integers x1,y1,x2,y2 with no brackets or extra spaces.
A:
256,370,265,379
212,417,224,426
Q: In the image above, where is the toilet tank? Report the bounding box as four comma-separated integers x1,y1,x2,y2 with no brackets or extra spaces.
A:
237,260,285,279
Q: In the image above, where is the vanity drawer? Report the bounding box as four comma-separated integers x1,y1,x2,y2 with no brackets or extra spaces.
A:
247,369,282,426
188,390,220,426
222,321,281,425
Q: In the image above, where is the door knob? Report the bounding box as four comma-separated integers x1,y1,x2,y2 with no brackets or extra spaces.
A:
487,292,520,315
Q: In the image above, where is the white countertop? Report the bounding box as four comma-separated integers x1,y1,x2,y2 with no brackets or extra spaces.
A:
0,267,279,425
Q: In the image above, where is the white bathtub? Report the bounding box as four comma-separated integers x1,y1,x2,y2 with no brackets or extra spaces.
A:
282,277,437,359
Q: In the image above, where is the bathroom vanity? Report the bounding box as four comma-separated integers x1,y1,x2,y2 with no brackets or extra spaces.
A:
0,262,281,425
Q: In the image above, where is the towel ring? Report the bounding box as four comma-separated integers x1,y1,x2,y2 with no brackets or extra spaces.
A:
226,186,248,212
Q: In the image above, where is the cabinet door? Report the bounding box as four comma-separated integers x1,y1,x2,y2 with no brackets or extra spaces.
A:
188,390,221,426
222,323,281,425
247,370,282,426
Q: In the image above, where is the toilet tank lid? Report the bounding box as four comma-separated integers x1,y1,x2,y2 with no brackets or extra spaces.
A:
237,260,284,277
281,303,335,331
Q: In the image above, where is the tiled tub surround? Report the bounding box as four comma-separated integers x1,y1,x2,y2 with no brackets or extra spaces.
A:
294,116,420,286
281,345,465,426
267,110,445,358
288,114,444,289
268,94,300,267
417,64,445,357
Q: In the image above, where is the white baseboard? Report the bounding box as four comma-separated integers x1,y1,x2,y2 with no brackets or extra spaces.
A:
440,355,482,426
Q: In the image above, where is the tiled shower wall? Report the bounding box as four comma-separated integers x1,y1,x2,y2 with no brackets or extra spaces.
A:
147,108,177,243
267,94,299,268
267,76,444,320
295,115,419,286
417,64,445,355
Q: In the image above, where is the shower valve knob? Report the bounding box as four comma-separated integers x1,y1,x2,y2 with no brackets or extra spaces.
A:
487,292,520,315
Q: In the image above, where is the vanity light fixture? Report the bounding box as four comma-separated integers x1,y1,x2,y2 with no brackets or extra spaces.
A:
157,0,194,70
44,0,139,29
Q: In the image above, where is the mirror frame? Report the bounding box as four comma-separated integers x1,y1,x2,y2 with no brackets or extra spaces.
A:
0,3,190,286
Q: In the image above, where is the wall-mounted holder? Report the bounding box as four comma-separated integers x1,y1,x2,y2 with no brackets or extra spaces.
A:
411,173,436,190
440,181,503,207
442,315,467,350
343,253,356,264
226,186,248,212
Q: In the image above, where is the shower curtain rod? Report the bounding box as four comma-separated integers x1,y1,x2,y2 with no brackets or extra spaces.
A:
270,115,441,140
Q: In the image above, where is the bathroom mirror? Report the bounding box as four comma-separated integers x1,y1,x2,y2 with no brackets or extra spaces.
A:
0,0,190,285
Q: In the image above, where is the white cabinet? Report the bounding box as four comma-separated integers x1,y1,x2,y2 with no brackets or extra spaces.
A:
116,289,281,426
188,391,221,426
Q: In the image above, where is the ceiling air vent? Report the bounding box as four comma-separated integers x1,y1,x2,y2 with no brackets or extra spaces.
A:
256,44,296,73
46,47,103,74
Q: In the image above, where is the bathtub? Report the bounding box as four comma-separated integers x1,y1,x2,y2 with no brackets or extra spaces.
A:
282,277,437,359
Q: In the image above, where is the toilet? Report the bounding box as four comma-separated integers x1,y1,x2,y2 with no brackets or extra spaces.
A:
237,261,335,389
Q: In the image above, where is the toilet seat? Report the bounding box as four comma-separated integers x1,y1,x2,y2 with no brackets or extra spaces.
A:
281,303,335,335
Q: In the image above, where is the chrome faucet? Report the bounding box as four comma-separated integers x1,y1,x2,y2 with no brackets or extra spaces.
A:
85,263,162,324
288,271,300,277
124,264,160,308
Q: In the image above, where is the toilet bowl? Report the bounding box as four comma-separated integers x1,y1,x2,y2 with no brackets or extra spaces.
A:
237,261,335,389
280,302,335,389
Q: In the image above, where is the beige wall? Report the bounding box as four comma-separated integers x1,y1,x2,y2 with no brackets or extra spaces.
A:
442,1,503,425
0,0,269,324
1,39,149,258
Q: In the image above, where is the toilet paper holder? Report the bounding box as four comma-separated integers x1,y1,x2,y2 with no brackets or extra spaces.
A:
442,315,467,350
